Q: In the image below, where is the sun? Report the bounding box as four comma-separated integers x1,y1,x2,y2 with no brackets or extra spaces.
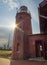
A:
13,24,18,30
10,23,18,30
11,22,24,32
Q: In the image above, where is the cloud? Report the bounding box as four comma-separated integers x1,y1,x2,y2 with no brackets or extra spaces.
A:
2,0,18,10
0,32,5,36
0,21,15,30
3,0,8,3
0,38,8,45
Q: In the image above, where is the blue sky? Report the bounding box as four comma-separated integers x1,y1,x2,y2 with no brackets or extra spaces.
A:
0,0,43,46
0,0,43,33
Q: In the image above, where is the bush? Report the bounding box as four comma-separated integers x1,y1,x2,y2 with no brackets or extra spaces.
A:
0,49,12,59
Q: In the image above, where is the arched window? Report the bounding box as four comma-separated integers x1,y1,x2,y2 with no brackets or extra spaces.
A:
17,43,20,51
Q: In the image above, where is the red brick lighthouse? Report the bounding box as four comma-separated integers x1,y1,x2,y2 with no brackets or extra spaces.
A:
12,6,32,60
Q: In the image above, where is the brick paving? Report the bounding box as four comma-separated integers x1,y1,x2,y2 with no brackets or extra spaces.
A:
0,58,47,65
11,60,47,65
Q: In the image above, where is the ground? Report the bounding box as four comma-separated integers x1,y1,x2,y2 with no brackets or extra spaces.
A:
0,50,11,65
0,58,10,65
0,50,47,65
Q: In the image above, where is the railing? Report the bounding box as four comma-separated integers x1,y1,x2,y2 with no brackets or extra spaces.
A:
17,9,31,15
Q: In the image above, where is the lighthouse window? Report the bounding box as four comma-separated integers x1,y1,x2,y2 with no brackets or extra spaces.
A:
19,16,23,20
17,43,20,51
18,34,21,41
19,16,22,19
17,30,21,41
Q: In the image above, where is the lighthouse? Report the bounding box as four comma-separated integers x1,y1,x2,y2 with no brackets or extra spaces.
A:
12,6,32,60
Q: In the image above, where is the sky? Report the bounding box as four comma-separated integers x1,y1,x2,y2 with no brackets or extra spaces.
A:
0,0,43,47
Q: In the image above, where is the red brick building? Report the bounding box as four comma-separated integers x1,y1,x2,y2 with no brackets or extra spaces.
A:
11,0,47,63
39,0,47,34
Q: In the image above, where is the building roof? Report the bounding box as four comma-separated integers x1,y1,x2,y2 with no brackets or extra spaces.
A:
39,0,47,7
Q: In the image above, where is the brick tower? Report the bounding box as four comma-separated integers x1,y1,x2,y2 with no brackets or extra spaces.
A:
12,6,32,60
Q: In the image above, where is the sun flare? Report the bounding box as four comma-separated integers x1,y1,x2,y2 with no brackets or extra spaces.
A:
12,23,18,30
11,22,24,32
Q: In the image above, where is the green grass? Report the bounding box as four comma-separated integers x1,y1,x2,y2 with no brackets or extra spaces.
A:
0,49,12,59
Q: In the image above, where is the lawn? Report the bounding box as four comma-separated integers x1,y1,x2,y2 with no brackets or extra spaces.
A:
0,49,12,59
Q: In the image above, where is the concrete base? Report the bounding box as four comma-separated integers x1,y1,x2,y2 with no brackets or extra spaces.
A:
10,60,45,65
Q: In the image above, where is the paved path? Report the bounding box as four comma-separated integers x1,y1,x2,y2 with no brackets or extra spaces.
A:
0,58,10,65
